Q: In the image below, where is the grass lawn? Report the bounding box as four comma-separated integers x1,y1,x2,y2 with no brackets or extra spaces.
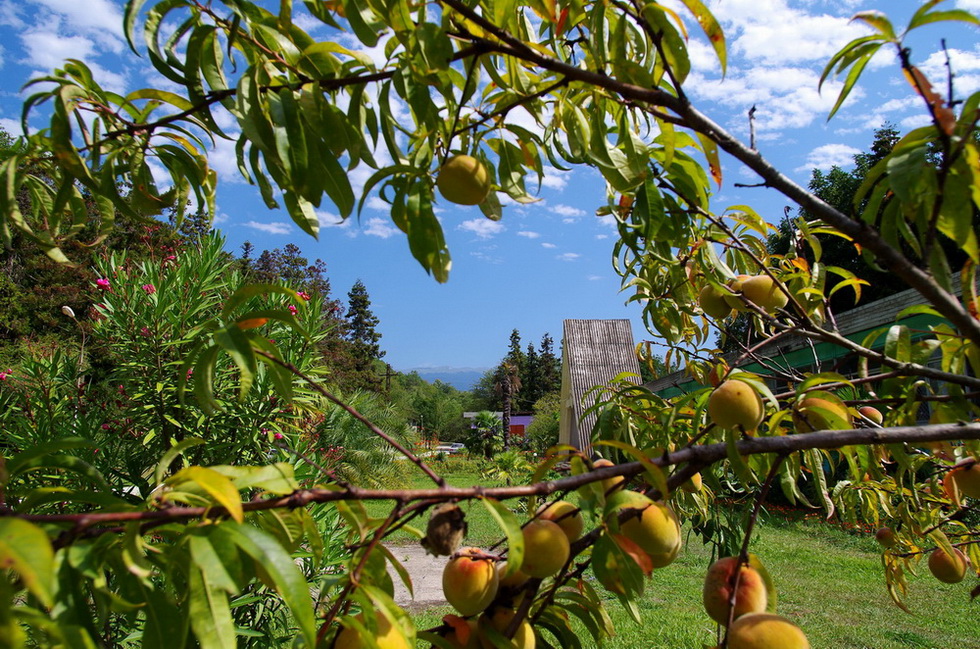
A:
385,463,979,648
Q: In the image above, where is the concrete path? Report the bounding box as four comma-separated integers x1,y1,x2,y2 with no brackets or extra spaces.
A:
386,543,450,611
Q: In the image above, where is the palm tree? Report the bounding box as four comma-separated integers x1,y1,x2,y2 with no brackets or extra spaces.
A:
493,361,522,450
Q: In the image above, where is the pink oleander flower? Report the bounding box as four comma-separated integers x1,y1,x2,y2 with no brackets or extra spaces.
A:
101,423,111,430
274,432,284,440
140,327,152,337
0,371,9,381
96,278,111,290
287,304,298,315
297,291,311,301
141,284,156,295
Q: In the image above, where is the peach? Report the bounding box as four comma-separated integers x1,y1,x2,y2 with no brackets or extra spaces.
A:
708,380,764,432
520,520,570,578
947,462,980,499
741,275,788,313
857,406,883,425
702,556,768,624
443,547,500,616
723,274,752,311
727,613,810,649
605,490,681,568
478,608,535,649
592,458,625,494
335,613,410,649
874,527,896,548
927,546,968,584
699,284,734,319
792,396,852,433
681,472,703,493
437,155,491,205
536,500,584,542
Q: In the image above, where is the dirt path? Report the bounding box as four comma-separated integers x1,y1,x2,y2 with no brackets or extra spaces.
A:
385,543,450,611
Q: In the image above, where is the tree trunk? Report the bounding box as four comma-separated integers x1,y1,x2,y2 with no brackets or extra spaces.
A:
502,374,511,451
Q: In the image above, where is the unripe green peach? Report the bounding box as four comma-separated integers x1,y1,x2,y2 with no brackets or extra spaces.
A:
702,556,768,624
723,274,752,311
699,285,734,319
707,380,764,433
605,490,681,568
443,547,500,616
335,613,410,649
728,613,810,649
792,397,852,433
536,500,584,542
437,155,491,205
520,520,570,578
740,275,788,313
928,546,968,584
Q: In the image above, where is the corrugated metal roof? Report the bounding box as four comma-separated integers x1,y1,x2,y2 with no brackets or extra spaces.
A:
559,319,641,456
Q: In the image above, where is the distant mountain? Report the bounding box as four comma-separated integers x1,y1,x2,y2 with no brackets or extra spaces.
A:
402,366,489,391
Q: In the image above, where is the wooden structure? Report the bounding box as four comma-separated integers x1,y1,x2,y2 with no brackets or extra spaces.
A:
558,319,641,456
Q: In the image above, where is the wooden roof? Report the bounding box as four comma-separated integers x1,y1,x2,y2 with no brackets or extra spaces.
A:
559,319,641,455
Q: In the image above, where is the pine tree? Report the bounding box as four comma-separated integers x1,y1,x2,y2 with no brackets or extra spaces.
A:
538,333,560,395
345,279,385,366
521,341,540,410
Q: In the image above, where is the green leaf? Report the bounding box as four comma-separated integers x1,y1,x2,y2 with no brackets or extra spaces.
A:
0,518,54,607
221,283,299,319
154,437,206,486
188,563,236,649
214,523,316,648
167,466,244,523
479,498,524,579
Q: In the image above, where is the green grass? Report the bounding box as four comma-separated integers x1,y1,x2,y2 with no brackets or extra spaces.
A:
383,465,978,648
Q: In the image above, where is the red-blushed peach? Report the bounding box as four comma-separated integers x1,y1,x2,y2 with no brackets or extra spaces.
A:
927,546,968,584
604,490,682,568
702,556,768,624
535,500,584,542
857,405,883,425
874,527,896,548
708,380,764,432
727,613,810,649
519,520,570,578
442,547,499,616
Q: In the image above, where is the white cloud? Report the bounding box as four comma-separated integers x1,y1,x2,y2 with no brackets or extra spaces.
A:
536,165,573,191
918,45,980,98
956,0,980,10
541,242,557,249
364,217,399,238
557,252,581,261
795,143,862,172
458,218,504,239
595,234,609,240
32,0,123,40
587,275,603,281
0,117,24,136
244,221,292,235
550,204,586,218
517,230,540,239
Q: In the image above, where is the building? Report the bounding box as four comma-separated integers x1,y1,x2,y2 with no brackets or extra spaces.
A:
462,412,533,438
558,319,642,457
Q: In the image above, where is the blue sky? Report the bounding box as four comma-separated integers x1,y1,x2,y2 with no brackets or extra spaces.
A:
1,0,978,374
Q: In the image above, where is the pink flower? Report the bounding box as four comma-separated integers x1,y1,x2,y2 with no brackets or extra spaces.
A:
141,284,156,295
101,423,111,430
0,371,9,381
274,432,284,440
96,278,111,290
287,304,298,315
297,291,311,301
140,327,152,337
